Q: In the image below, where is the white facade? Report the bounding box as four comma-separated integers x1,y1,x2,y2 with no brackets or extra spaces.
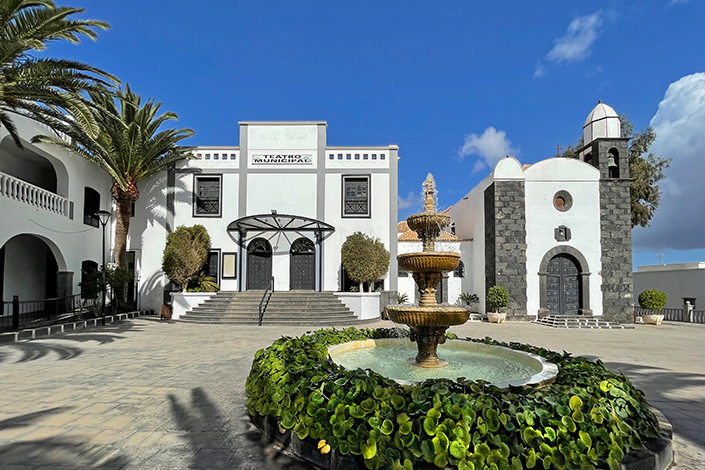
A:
130,122,399,311
446,157,603,316
634,263,705,309
0,114,112,303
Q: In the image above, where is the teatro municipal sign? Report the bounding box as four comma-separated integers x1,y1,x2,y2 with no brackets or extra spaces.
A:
251,154,313,165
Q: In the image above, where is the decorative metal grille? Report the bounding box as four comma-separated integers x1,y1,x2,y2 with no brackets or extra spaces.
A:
343,177,369,215
195,177,220,215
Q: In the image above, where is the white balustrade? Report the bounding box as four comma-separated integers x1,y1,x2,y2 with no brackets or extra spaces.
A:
0,170,68,216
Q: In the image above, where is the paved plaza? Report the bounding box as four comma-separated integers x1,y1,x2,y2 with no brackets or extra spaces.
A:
0,317,703,469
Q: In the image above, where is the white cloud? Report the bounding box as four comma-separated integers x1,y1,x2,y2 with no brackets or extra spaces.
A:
633,73,705,251
398,190,421,211
458,127,519,173
667,0,691,6
546,12,603,63
534,62,546,78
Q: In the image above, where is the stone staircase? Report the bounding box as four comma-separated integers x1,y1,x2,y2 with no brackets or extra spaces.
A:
179,291,368,326
534,314,634,329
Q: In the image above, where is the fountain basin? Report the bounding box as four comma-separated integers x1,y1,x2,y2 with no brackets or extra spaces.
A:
397,251,460,273
328,338,558,388
386,305,470,326
406,212,450,232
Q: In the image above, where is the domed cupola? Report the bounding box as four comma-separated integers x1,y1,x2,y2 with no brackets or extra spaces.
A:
582,100,621,146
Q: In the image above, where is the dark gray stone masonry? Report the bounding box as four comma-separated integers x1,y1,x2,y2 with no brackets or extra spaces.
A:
484,181,528,319
599,179,633,322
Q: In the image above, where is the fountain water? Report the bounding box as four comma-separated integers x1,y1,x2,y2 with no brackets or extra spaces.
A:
385,174,470,368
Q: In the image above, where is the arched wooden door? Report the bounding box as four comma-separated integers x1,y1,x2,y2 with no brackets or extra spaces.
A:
290,238,315,290
546,254,580,314
247,238,272,290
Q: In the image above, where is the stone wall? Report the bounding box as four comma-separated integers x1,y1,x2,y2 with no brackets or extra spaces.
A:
599,180,633,322
484,181,528,319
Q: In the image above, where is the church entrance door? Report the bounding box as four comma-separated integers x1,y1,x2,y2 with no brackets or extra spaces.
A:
247,238,272,290
546,254,580,314
290,238,315,290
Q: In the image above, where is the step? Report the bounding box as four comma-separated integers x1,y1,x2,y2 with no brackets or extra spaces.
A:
533,315,634,329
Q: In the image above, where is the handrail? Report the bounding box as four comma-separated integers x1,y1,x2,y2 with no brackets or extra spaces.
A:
258,276,274,326
0,170,68,216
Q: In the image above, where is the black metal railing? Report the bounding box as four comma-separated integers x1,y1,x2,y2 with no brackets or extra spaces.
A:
258,276,274,326
1,293,105,331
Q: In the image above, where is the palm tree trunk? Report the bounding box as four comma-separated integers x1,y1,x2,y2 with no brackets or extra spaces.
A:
114,198,132,268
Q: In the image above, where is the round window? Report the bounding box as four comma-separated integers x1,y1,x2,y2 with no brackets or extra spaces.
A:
553,190,573,212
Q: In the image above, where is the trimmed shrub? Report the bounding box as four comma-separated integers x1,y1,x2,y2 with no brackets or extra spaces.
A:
162,225,211,292
638,290,667,311
486,286,509,313
246,328,661,470
341,232,390,292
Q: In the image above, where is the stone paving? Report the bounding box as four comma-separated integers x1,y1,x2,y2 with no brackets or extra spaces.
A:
0,317,702,469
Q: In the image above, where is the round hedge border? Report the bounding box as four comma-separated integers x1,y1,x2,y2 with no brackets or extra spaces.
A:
246,327,673,470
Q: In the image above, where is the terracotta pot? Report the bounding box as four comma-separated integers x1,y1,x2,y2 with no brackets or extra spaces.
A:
642,314,664,325
487,312,506,324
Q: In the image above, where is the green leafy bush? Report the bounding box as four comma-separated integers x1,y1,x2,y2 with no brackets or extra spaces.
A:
398,293,409,304
342,232,390,292
486,286,509,313
162,225,211,292
246,328,661,470
638,290,667,311
187,272,219,292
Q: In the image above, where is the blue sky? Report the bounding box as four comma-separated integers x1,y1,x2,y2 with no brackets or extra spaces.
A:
47,0,705,269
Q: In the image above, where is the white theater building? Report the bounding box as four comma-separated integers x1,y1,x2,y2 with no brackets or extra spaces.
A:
130,121,399,311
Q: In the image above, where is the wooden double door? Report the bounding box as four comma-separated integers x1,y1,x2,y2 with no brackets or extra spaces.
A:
546,254,580,314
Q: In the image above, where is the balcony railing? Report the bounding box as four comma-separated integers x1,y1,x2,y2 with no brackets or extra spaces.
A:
0,170,68,216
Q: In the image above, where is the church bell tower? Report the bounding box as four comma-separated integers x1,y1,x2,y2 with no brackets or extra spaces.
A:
581,101,633,322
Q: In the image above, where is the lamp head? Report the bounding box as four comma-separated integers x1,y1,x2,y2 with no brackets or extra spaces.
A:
96,210,112,226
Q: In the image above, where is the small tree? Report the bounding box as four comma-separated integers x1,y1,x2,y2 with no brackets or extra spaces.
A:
638,289,667,312
162,225,211,292
486,286,509,313
341,232,390,292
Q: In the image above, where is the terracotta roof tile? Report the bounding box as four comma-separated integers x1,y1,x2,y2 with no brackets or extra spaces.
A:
397,231,462,242
397,221,409,232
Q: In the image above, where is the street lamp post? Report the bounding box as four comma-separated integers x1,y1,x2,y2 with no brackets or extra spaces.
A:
96,210,112,326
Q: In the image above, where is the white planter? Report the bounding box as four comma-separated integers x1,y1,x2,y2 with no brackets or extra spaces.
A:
642,314,664,325
487,312,507,323
334,292,381,320
170,292,216,320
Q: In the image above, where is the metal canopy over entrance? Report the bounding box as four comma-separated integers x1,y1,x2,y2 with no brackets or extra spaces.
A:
227,214,335,292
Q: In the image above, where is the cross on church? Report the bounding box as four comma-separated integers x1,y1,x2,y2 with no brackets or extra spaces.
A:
555,145,563,157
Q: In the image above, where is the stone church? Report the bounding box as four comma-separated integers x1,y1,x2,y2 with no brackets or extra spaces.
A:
446,101,633,322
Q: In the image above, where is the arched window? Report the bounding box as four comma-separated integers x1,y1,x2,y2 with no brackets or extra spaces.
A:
453,260,465,278
608,148,620,178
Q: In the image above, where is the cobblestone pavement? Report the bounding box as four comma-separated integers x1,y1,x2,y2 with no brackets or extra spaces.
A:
0,317,702,469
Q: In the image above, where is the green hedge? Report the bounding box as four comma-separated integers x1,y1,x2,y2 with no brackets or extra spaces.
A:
638,290,667,311
246,328,661,470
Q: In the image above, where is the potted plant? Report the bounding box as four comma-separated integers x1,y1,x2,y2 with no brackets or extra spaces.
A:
486,286,509,323
639,289,667,325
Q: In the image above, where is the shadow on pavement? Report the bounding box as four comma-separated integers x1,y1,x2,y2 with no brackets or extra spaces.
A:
0,322,142,364
0,408,129,468
168,387,308,470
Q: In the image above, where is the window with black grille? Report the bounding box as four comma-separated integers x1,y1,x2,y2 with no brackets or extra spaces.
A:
83,187,100,227
194,176,221,216
343,176,370,217
453,260,465,278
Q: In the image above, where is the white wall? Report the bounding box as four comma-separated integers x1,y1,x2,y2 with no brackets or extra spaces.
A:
448,174,492,312
0,115,112,302
247,174,316,217
634,264,705,309
324,173,392,292
524,159,602,316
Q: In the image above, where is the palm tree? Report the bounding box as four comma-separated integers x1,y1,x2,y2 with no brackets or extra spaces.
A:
35,85,195,268
0,0,117,146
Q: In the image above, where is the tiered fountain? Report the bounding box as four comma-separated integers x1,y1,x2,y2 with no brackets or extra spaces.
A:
386,174,470,368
